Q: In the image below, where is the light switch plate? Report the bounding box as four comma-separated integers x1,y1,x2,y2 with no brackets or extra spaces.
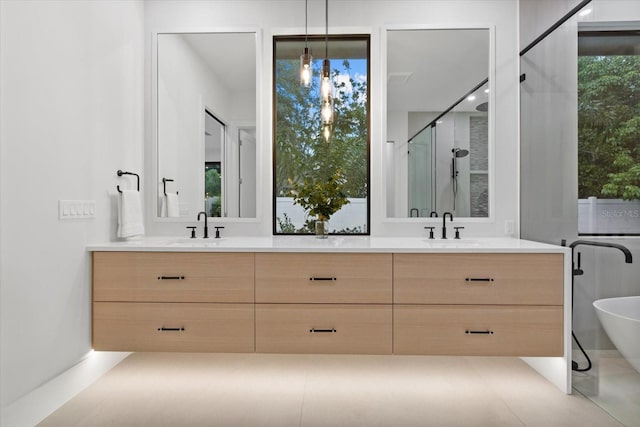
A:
504,219,515,235
59,200,96,219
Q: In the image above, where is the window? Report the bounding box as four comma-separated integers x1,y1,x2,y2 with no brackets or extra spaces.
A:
578,29,640,235
273,35,370,235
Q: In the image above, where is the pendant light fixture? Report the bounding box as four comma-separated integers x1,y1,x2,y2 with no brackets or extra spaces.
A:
299,0,313,87
320,0,333,141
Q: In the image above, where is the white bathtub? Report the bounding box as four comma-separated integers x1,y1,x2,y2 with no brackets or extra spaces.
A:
593,296,640,373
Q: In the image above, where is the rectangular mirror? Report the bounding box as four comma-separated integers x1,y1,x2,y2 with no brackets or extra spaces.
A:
386,28,490,218
156,32,257,219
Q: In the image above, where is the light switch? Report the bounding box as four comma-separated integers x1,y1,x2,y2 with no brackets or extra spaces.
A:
59,200,96,219
504,220,515,235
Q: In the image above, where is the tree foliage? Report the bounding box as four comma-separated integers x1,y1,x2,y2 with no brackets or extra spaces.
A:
578,55,640,200
205,168,221,216
290,168,349,220
205,168,221,196
275,58,368,199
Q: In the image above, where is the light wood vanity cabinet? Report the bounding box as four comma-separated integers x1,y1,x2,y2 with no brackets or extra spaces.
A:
256,304,392,354
93,302,254,352
92,250,563,357
255,253,392,303
255,253,393,354
92,252,254,352
93,252,254,303
393,253,564,356
394,253,563,305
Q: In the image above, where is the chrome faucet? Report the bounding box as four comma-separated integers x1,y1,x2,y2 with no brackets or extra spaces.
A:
197,211,209,238
429,211,438,218
442,212,453,239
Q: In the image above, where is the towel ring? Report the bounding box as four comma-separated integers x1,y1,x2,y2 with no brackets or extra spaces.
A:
117,170,140,193
162,178,178,196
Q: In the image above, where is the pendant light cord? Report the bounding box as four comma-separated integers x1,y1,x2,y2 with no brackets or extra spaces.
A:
325,0,328,58
304,0,308,48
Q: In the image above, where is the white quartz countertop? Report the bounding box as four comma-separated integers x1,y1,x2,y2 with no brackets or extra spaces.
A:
87,236,568,253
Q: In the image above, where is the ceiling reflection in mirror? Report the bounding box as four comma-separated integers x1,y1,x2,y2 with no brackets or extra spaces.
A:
386,28,490,218
157,32,257,219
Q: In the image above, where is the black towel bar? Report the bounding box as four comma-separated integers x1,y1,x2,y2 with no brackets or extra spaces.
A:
162,177,178,196
116,170,140,193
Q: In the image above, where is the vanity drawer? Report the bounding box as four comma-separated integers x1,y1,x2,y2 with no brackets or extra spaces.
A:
393,253,563,305
255,253,392,303
255,304,392,354
93,252,254,303
93,302,254,352
393,305,563,356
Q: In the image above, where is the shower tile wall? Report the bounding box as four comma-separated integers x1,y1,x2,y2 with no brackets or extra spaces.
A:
470,116,489,217
471,174,489,217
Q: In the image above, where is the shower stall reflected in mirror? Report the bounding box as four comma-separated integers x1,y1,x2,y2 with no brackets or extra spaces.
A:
406,80,489,218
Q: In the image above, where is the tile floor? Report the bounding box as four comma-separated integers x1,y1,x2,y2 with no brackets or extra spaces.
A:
37,353,628,427
573,350,640,427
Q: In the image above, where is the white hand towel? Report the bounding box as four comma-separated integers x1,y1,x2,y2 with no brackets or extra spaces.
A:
165,192,180,218
117,190,145,238
160,195,168,217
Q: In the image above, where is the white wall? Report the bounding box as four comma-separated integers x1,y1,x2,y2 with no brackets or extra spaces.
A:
519,0,584,50
157,33,232,218
0,0,144,411
144,0,519,238
386,111,409,217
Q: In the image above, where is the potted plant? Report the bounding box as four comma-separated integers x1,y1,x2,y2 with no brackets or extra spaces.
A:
290,169,350,238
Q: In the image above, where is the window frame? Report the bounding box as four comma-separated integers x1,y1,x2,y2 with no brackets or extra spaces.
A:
271,34,371,236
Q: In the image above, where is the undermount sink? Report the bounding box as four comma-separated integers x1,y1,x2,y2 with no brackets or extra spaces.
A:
166,237,224,246
423,239,480,247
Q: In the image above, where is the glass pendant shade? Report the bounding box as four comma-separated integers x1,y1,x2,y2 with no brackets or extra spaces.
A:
322,123,332,142
320,59,332,100
320,58,333,125
320,0,333,140
300,47,313,87
321,98,333,124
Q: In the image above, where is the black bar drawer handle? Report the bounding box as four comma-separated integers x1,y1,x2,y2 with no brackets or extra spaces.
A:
465,278,494,283
157,327,185,332
309,328,337,333
309,277,337,281
157,276,185,280
465,330,494,335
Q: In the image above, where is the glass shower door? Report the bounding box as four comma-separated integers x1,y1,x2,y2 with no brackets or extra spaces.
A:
408,126,434,217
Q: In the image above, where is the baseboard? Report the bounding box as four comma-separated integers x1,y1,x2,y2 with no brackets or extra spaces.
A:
1,351,130,427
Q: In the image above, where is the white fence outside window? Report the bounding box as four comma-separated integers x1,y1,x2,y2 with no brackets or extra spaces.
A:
275,197,367,233
578,197,640,235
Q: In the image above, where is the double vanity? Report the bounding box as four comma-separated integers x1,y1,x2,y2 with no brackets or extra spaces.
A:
89,237,570,380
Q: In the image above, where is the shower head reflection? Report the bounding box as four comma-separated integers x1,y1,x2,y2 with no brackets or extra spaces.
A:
452,148,469,158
